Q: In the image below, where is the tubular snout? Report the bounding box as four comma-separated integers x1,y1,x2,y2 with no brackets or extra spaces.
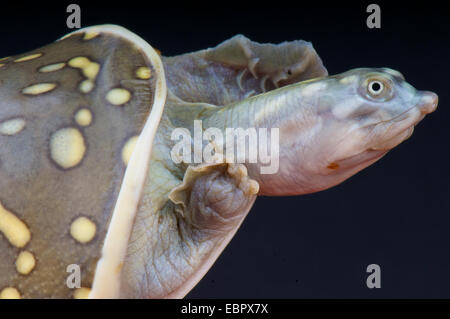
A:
417,91,438,114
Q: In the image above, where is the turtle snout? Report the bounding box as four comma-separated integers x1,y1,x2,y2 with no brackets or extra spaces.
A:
417,91,438,114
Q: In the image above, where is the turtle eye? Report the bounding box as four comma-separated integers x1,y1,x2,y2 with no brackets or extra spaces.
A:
362,76,393,101
368,80,384,96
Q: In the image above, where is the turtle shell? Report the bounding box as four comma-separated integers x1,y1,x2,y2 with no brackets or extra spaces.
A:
0,25,166,299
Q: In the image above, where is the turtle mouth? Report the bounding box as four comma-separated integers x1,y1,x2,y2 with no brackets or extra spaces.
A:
369,126,414,151
332,90,438,168
367,91,438,151
334,148,388,172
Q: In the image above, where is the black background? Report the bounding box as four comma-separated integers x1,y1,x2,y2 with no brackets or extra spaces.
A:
0,1,449,298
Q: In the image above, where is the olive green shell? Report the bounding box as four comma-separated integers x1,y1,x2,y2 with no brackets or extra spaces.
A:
0,24,327,299
0,25,163,298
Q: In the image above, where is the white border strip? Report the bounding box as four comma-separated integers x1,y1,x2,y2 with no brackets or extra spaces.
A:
63,24,167,298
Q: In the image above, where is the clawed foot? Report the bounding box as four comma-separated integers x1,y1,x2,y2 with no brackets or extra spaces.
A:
206,34,328,90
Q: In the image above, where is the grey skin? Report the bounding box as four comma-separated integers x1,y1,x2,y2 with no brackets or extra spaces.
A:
121,69,437,297
204,68,438,196
0,25,438,299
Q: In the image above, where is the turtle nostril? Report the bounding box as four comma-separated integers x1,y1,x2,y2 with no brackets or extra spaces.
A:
419,91,438,114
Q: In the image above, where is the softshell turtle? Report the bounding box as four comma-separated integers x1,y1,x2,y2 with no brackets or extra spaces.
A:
0,25,438,299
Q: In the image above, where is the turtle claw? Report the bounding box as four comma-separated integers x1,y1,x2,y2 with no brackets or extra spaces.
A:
236,68,247,91
206,34,327,87
248,57,260,79
227,163,259,196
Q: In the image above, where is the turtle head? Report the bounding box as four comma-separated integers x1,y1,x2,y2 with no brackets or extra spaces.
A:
253,68,438,195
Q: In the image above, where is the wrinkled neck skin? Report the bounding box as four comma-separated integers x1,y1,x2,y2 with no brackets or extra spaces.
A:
203,68,438,196
203,81,361,196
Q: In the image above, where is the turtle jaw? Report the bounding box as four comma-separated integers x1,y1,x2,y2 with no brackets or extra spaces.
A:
249,88,438,197
331,90,438,176
367,90,438,152
332,91,438,181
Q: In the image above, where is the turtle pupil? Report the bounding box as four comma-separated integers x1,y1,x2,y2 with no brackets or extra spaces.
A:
371,82,381,92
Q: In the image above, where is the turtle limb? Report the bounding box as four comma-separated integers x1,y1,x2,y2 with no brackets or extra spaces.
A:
119,162,258,298
170,163,259,236
163,35,328,106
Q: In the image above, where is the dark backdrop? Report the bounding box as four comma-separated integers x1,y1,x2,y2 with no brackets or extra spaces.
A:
0,1,448,298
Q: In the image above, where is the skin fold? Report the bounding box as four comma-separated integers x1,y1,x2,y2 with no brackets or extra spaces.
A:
0,25,438,298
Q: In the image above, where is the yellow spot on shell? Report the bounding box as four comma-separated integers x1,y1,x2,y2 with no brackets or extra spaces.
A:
74,287,91,299
121,136,139,165
0,287,21,299
75,108,92,127
0,57,9,62
15,250,36,275
22,83,56,95
69,57,100,80
70,217,96,244
0,201,31,248
50,128,86,169
79,79,94,93
83,31,100,40
0,118,25,136
68,56,90,68
106,88,131,106
14,53,42,62
82,62,100,80
135,66,151,80
39,62,66,73
0,63,5,68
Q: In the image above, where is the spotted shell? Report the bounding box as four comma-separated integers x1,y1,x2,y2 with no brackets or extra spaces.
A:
0,25,166,298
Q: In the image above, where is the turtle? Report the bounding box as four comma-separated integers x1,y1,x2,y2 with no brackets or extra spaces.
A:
0,24,438,299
